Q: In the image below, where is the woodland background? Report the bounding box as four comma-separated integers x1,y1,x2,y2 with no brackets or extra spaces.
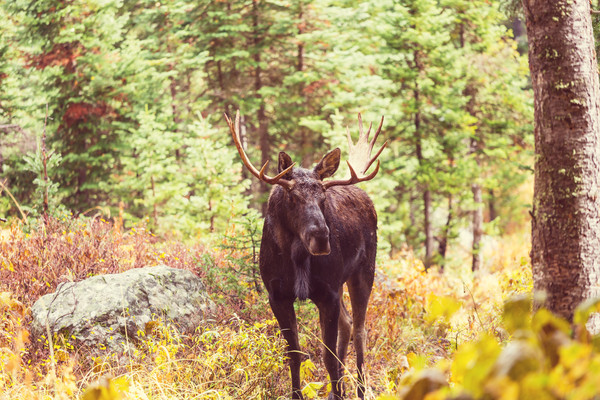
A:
0,0,534,268
2,0,600,399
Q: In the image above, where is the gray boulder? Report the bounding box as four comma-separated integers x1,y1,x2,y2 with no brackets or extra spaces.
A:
31,265,215,352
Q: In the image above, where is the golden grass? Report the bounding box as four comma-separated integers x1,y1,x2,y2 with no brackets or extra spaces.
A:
0,217,533,399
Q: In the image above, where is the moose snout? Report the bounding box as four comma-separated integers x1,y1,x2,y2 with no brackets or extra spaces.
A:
305,225,331,256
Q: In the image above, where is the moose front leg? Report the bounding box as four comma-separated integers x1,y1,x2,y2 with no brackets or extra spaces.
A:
268,296,304,399
316,297,344,400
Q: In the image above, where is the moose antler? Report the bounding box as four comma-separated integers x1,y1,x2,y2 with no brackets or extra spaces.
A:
225,110,295,190
324,114,387,189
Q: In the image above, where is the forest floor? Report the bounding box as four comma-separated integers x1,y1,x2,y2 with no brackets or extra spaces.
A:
0,216,534,399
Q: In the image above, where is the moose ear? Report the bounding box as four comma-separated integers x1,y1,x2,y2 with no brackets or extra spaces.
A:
314,148,341,180
278,152,294,177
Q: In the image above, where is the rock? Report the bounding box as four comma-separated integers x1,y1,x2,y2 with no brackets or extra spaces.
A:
31,265,215,352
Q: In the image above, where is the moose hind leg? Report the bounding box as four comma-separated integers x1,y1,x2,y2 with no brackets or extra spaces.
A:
269,296,304,400
348,276,374,400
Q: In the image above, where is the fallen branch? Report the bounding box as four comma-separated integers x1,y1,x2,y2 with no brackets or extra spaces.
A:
0,123,25,134
0,179,28,225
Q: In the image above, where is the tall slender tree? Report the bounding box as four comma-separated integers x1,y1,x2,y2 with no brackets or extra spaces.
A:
378,0,472,268
524,0,600,326
448,0,532,271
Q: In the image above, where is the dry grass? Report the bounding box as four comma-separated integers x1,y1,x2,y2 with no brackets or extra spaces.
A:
0,216,532,399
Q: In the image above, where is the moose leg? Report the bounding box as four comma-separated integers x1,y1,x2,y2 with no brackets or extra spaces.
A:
337,289,353,366
316,297,343,400
348,276,373,400
269,296,304,400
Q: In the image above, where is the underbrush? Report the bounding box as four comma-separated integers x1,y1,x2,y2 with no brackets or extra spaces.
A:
0,292,288,399
0,216,536,399
367,228,533,395
382,295,600,400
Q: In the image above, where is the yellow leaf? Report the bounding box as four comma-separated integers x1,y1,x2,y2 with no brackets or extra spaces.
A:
503,295,532,334
532,308,570,336
300,358,316,381
574,297,600,327
426,294,461,324
484,376,519,400
301,382,322,399
424,389,448,400
375,395,398,400
82,377,129,400
451,334,501,397
407,352,428,370
520,372,555,400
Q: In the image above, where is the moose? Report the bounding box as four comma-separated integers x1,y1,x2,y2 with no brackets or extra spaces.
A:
225,111,386,400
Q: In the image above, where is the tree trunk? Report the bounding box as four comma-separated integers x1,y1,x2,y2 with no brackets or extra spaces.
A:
252,0,270,214
257,103,269,215
488,188,497,222
466,101,483,271
423,189,433,269
437,194,453,272
524,0,600,327
413,79,434,270
472,182,483,272
296,1,311,167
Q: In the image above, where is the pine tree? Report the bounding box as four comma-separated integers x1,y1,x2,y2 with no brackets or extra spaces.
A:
5,0,130,212
377,0,472,268
447,0,532,271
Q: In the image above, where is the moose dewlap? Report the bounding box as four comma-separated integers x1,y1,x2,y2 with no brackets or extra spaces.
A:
225,110,386,400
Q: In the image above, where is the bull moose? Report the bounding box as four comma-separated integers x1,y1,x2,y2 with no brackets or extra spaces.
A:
225,111,386,400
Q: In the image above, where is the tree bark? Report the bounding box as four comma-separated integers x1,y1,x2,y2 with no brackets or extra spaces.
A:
437,194,453,272
488,188,497,222
465,84,483,272
252,0,270,214
524,0,600,327
422,189,433,269
297,1,312,167
414,83,434,270
472,182,483,272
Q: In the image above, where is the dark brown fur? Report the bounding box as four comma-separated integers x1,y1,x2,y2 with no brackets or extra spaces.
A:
260,150,377,400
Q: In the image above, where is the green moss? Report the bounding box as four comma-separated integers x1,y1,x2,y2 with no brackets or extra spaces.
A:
544,48,559,59
570,98,584,106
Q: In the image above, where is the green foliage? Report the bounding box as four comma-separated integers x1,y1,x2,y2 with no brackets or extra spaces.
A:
220,213,264,296
0,0,533,271
22,143,65,219
369,0,532,261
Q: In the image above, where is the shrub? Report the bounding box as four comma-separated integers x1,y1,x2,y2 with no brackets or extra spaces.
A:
380,295,600,400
